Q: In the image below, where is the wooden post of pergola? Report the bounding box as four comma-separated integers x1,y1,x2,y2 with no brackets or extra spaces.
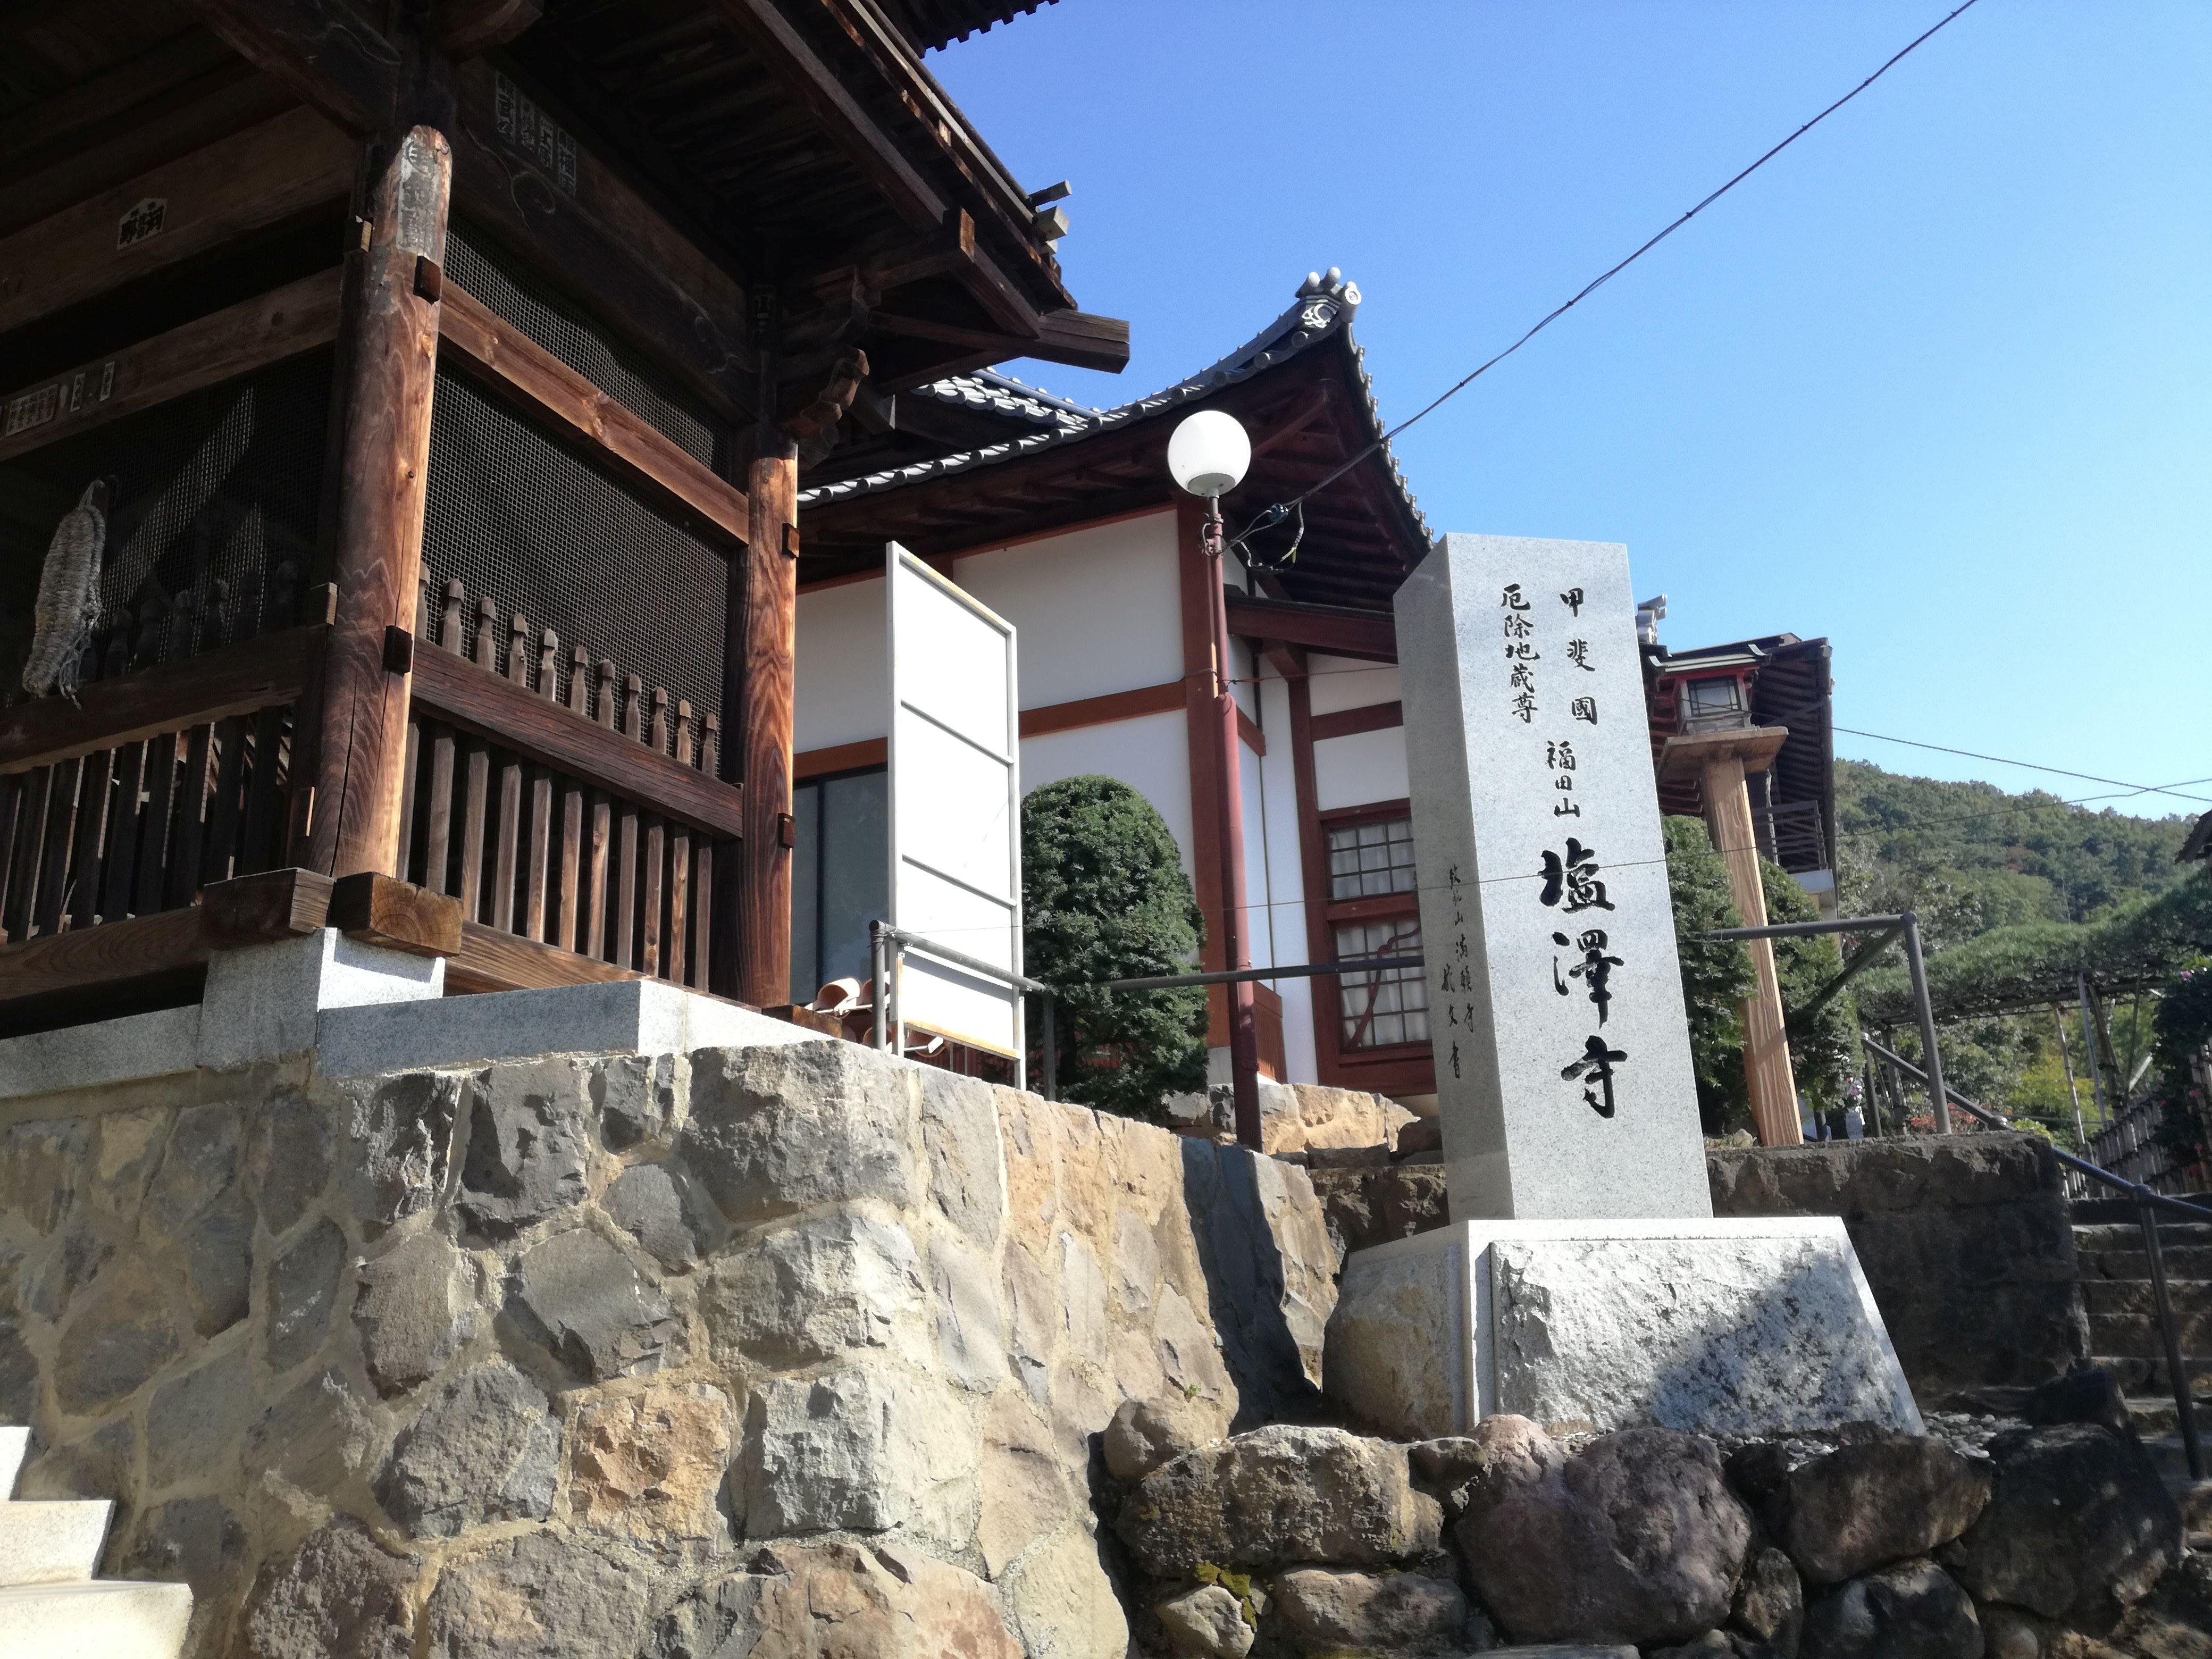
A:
1662,726,1800,1146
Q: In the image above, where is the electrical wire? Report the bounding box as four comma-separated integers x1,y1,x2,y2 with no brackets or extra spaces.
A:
1831,728,2212,806
1266,0,1987,517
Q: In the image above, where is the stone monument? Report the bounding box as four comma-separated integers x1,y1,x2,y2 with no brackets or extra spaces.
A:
1325,534,1917,1439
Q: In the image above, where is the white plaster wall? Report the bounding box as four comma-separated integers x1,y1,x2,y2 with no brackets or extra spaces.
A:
950,510,1183,708
1314,726,1410,811
794,579,889,752
1020,710,1195,882
1308,653,1403,716
1238,740,1272,972
1256,672,1317,1083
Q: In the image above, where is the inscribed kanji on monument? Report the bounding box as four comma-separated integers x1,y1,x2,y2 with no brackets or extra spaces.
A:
1395,534,1711,1219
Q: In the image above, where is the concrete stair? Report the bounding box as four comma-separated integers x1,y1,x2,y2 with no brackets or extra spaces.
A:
0,1426,190,1659
2074,1210,2212,1487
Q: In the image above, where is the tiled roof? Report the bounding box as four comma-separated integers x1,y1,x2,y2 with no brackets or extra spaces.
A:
799,269,1429,541
907,372,1095,431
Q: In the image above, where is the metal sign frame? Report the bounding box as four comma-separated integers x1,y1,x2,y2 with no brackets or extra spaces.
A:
884,540,1024,1077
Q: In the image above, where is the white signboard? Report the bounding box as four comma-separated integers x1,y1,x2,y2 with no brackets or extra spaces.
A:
1394,533,1711,1221
886,542,1024,1061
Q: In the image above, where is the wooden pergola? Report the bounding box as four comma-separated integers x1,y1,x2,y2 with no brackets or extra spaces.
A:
0,0,1124,1030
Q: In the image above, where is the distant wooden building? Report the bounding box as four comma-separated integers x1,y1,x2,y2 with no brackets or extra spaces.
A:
1644,631,1838,915
0,0,1124,1027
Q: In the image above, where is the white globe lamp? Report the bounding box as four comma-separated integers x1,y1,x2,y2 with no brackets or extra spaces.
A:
1167,409,1250,500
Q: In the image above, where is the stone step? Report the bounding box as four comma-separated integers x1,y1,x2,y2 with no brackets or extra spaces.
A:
2073,1195,2212,1223
2079,1245,2212,1281
2087,1311,2212,1360
2076,1218,2212,1247
0,1429,24,1501
2128,1394,2212,1436
0,1500,113,1587
0,1579,192,1659
2082,1278,2212,1317
2096,1354,2212,1396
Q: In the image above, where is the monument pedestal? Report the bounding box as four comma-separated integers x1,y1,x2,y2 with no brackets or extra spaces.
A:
1324,1218,1922,1441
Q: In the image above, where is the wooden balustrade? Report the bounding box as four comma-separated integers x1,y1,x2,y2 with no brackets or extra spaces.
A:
0,584,312,945
398,577,738,992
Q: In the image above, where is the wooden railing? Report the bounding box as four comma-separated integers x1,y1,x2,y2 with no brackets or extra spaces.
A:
0,585,315,945
400,577,739,993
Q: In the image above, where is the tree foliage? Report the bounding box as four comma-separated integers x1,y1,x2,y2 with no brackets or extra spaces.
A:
1853,872,2212,1025
1663,816,1757,1133
1837,759,2192,944
1021,775,1206,1121
1763,858,1862,1112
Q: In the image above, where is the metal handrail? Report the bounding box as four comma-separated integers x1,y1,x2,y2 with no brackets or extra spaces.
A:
1863,1032,2209,1478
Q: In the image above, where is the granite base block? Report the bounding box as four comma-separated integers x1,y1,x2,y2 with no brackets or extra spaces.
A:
1325,1218,1921,1439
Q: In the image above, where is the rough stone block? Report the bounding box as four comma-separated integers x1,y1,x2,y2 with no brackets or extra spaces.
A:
683,1041,917,1223
1799,1559,1981,1659
266,1217,348,1372
1115,1425,1438,1577
246,1090,332,1236
919,1068,1006,1247
353,1230,478,1394
146,1343,257,1489
456,1058,591,1238
647,1541,1021,1659
246,1367,379,1500
1939,1422,2181,1627
1328,1218,1920,1439
52,1253,183,1413
337,1071,462,1233
740,1368,977,1538
373,1361,558,1537
1781,1433,1992,1585
506,1227,675,1380
421,1532,652,1659
1454,1421,1750,1647
995,1527,1130,1659
602,1161,711,1271
592,1052,680,1150
241,1520,416,1659
565,1381,732,1543
704,1210,922,1369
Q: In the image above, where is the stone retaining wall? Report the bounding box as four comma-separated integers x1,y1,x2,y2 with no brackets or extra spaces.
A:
1709,1133,2090,1404
0,1038,1338,1657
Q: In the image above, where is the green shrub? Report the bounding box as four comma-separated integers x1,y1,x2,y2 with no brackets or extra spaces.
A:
1663,816,1757,1133
1022,776,1207,1121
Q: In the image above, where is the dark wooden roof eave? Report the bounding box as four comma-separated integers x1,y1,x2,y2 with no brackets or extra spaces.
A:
797,309,1425,607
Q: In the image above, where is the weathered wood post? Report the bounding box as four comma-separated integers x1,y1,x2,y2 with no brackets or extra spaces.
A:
1661,727,1803,1147
300,124,451,878
734,408,798,1007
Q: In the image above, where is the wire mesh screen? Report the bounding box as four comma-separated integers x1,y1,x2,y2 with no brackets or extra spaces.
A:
422,365,729,738
0,354,331,686
443,222,720,468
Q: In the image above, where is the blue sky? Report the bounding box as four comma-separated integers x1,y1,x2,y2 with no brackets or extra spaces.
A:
932,2,2210,819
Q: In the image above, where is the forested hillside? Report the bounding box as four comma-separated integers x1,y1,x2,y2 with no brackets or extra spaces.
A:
1836,760,2193,946
1833,759,2200,1133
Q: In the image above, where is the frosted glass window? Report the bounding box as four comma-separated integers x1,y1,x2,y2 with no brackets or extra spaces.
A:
1335,918,1428,1049
1328,816,1417,901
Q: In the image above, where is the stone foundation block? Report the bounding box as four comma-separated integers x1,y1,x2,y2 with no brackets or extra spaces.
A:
1326,1218,1920,1438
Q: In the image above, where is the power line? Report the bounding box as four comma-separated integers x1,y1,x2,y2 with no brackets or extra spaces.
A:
1260,0,1986,522
1833,728,2212,806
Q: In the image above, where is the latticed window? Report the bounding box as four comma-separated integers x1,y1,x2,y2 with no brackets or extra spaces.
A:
1328,815,1417,900
1335,918,1428,1049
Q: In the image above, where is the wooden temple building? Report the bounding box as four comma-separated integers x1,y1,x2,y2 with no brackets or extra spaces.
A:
0,0,1125,1030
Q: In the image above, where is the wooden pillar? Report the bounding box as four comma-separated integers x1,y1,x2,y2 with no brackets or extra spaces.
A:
1700,746,1801,1147
300,125,451,877
734,435,798,1007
